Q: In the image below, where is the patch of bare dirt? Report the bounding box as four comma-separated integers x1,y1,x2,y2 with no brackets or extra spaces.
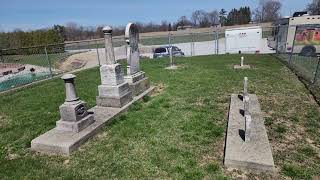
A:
60,53,90,71
7,153,20,160
150,83,166,97
0,114,8,128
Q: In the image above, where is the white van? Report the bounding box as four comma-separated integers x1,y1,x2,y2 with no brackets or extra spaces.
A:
225,26,262,54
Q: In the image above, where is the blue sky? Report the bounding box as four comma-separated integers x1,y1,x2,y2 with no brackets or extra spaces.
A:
0,0,311,32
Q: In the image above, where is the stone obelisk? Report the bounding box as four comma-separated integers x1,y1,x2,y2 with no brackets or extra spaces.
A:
96,26,132,108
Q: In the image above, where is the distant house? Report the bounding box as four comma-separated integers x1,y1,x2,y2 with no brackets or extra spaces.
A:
177,25,193,31
211,24,221,28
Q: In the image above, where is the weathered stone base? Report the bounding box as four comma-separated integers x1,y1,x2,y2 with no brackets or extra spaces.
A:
125,71,150,96
224,94,275,172
56,115,94,133
96,91,132,108
31,86,155,155
124,71,145,84
165,65,179,70
98,83,130,97
129,77,150,96
234,65,251,69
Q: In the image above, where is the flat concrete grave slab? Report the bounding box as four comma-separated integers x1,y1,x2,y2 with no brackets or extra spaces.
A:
224,94,275,172
31,86,155,156
165,65,179,70
234,65,251,69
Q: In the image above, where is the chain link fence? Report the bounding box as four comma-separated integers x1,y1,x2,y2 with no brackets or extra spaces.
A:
0,26,274,93
275,24,320,102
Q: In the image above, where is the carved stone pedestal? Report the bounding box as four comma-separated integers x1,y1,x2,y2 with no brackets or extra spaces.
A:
56,100,94,133
96,64,132,108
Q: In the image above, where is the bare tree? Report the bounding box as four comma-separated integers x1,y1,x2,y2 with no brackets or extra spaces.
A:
176,16,192,28
159,21,169,31
306,0,320,15
191,10,202,27
191,10,210,27
208,10,219,26
254,0,282,22
65,22,79,41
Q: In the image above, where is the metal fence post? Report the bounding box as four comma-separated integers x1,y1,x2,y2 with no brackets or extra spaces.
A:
190,32,193,57
169,47,173,66
0,49,3,62
192,33,195,56
289,26,298,66
44,46,53,77
275,26,279,54
213,31,217,54
96,42,101,66
216,31,219,55
168,33,173,66
168,32,172,47
313,57,320,84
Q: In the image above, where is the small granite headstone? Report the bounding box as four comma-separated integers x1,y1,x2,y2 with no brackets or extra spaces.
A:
243,95,250,117
241,56,244,67
243,77,248,98
56,74,94,133
245,114,252,142
234,56,251,69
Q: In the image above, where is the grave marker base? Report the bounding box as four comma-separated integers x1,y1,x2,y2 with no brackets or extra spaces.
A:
124,71,150,96
31,86,155,155
56,115,94,133
96,91,132,108
165,65,179,70
224,94,275,172
234,65,251,69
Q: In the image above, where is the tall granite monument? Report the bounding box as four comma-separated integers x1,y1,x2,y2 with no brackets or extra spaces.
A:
96,26,133,107
124,23,150,96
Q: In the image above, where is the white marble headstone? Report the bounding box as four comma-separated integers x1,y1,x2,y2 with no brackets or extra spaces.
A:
125,23,140,75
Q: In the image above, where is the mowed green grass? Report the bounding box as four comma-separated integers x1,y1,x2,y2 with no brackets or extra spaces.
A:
276,54,320,104
0,55,319,179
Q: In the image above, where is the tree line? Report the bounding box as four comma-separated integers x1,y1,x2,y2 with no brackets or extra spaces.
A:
306,0,320,15
1,0,319,50
0,6,251,50
0,28,64,50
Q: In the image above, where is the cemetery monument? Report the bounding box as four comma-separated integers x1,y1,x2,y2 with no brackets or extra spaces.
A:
224,77,275,172
96,26,133,107
124,23,150,96
56,74,94,133
31,24,154,155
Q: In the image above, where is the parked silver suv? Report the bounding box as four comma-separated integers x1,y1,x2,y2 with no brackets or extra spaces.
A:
153,46,184,59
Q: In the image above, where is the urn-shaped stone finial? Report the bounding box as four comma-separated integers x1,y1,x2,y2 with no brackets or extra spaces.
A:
102,26,113,34
61,74,79,102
